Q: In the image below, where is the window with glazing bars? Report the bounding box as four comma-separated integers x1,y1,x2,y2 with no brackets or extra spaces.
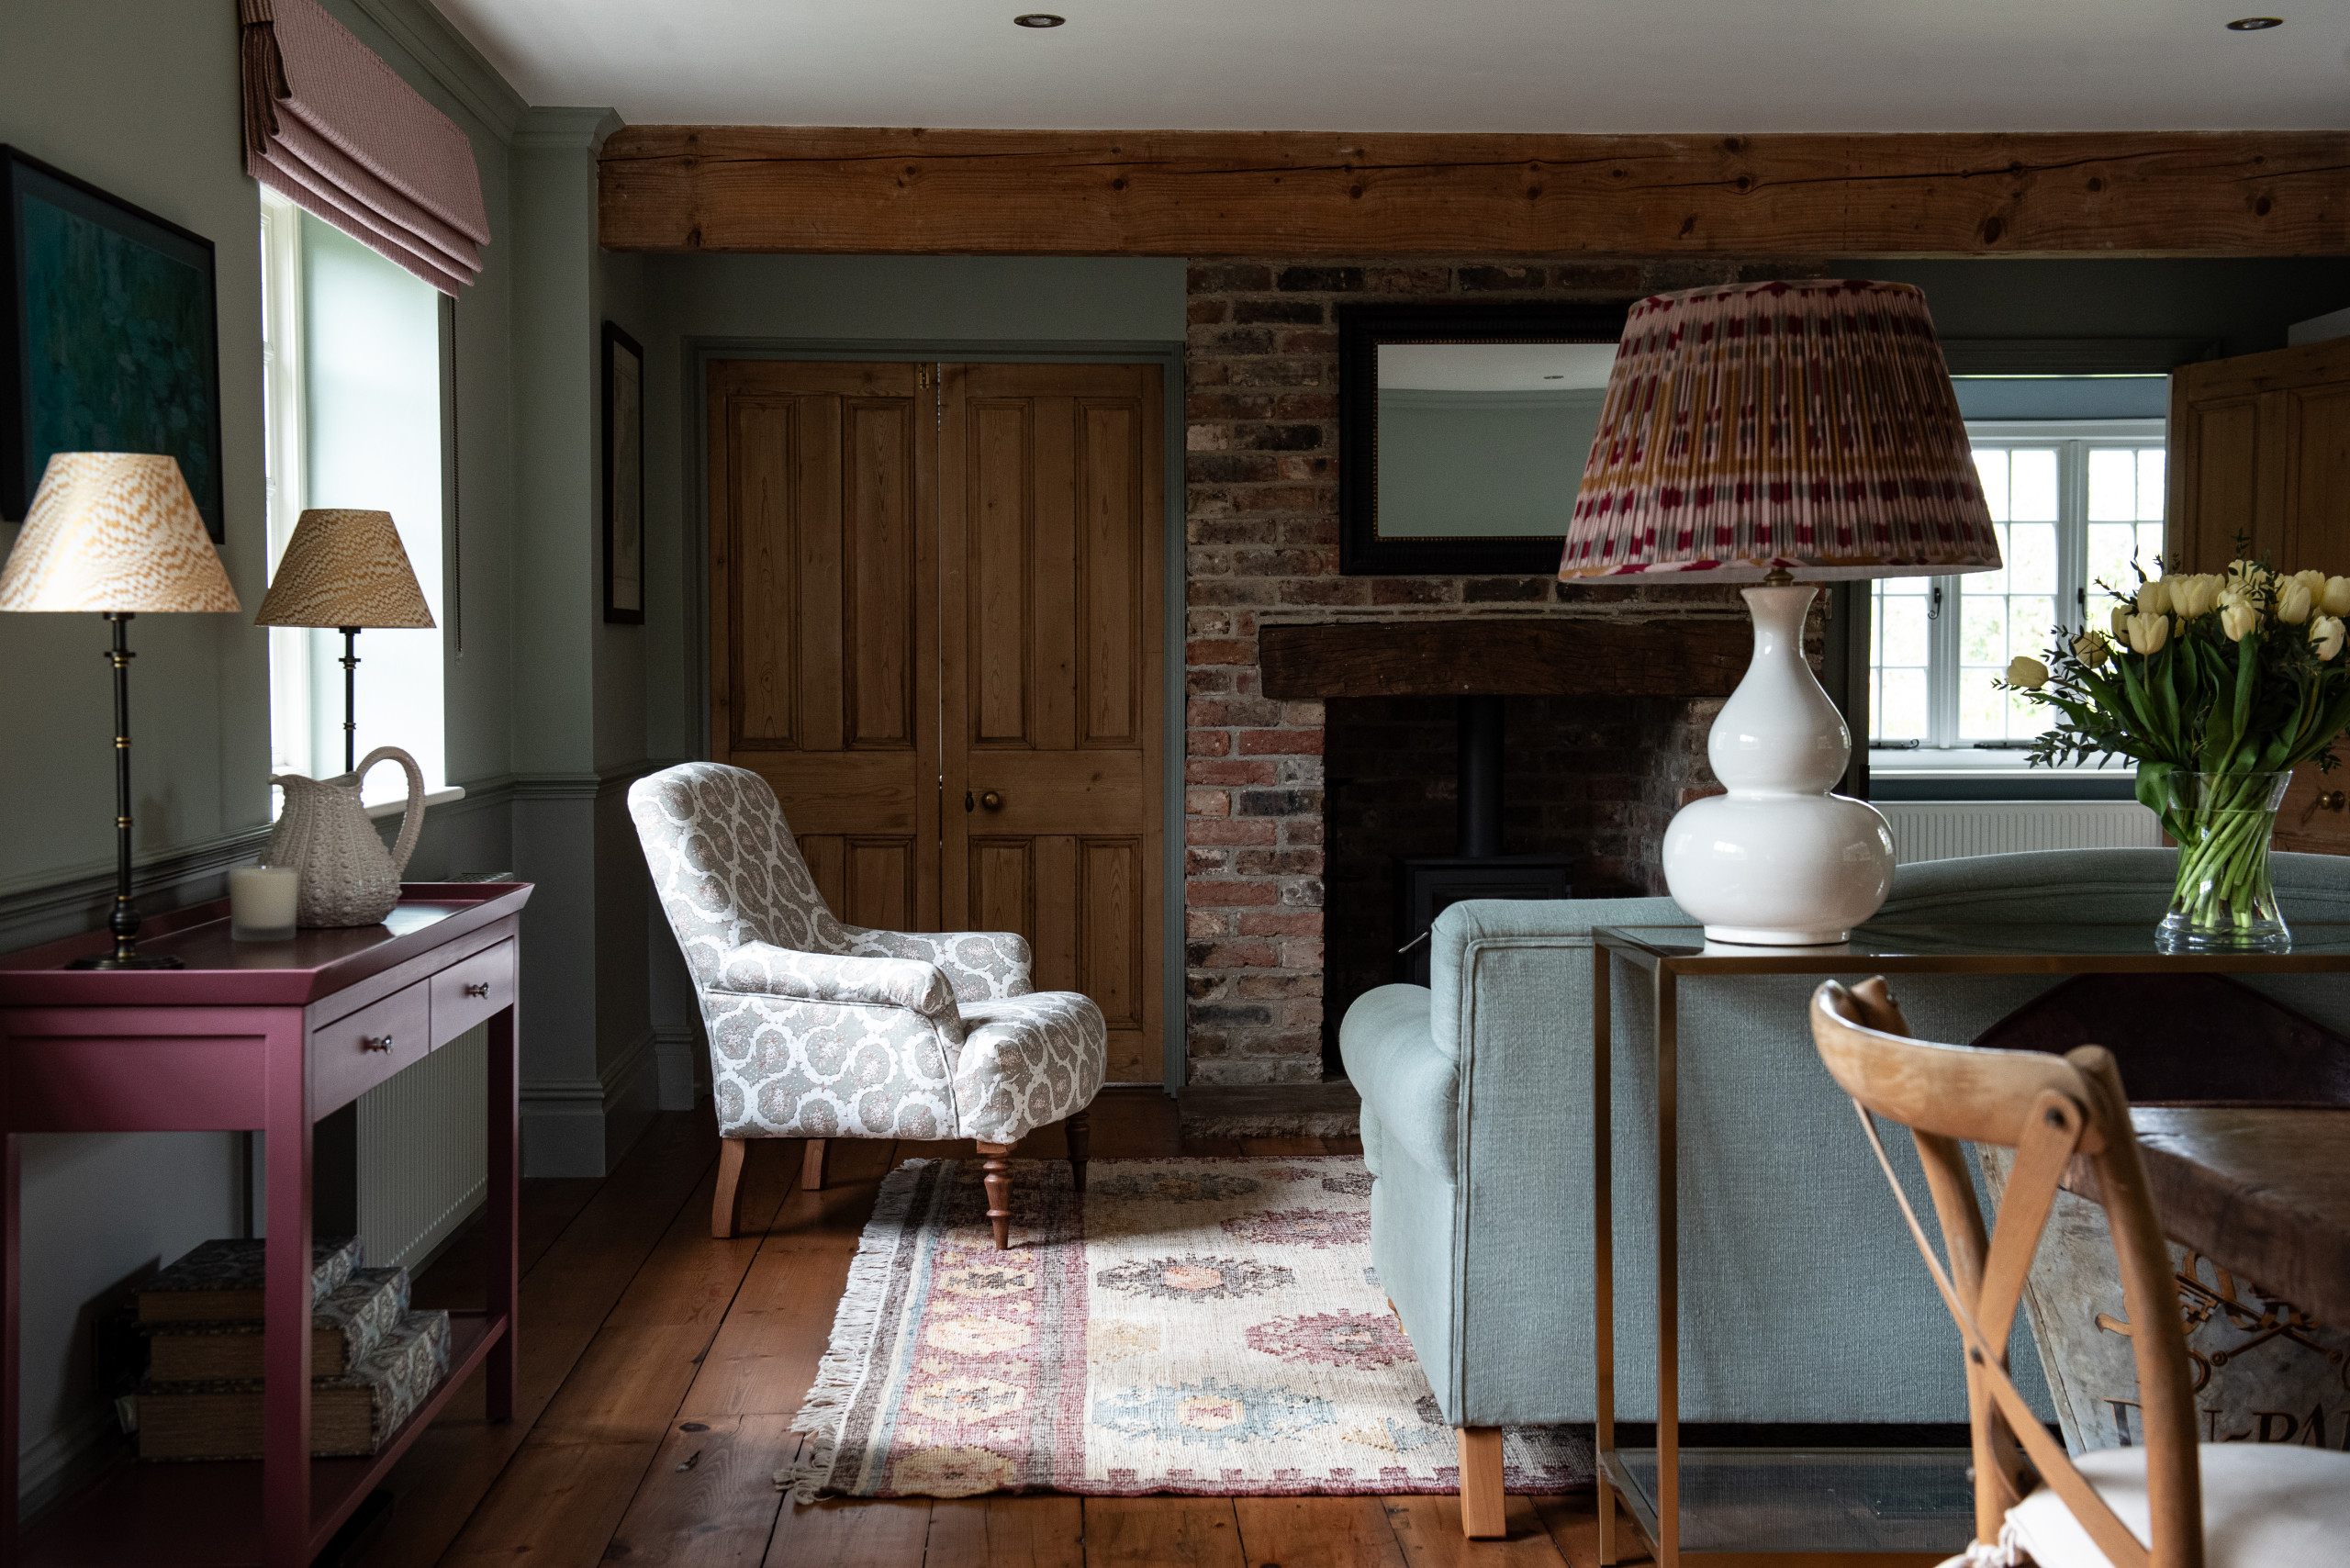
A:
1871,426,2166,750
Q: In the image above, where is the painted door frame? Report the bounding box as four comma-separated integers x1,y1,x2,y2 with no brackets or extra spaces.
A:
685,336,1189,1092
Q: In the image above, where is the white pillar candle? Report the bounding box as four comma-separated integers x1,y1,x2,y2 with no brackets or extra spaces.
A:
229,865,301,941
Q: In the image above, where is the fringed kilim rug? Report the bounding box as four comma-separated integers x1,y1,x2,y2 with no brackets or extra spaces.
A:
783,1155,1592,1500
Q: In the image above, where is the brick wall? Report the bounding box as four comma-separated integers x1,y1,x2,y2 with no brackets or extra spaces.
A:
1182,255,1815,1087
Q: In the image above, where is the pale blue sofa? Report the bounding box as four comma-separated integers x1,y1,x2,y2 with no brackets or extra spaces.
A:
1339,848,2350,1522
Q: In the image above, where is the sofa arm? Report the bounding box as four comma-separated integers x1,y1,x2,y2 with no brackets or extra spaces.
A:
845,927,1034,1002
713,942,959,1027
1339,984,1459,1178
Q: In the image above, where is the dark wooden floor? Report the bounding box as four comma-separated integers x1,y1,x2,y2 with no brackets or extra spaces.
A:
348,1089,1639,1568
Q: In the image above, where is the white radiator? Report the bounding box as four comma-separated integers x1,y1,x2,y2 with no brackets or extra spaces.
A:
356,1024,487,1271
1874,801,2161,866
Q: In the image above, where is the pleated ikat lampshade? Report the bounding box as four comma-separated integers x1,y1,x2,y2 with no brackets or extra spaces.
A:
1559,278,1999,583
1557,279,2000,948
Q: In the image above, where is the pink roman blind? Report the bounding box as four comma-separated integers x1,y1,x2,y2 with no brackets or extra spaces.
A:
239,0,489,295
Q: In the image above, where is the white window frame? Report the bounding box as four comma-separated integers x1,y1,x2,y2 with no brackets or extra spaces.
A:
259,190,313,782
1872,418,2165,767
258,191,462,814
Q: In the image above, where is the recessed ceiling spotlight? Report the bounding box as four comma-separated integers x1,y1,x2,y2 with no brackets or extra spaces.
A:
2225,16,2283,28
1014,13,1066,26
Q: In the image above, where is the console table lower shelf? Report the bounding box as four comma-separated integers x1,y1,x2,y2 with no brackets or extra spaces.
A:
1602,1446,1974,1567
23,1311,502,1568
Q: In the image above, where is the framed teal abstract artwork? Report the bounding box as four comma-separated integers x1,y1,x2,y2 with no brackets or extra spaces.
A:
2,147,223,539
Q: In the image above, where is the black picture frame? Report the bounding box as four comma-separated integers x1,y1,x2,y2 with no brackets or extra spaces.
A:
602,320,644,624
1,146,224,539
1338,299,1630,576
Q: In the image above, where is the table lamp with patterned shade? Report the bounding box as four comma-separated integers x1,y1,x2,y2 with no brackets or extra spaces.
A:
1561,279,2000,945
0,454,241,968
253,508,434,773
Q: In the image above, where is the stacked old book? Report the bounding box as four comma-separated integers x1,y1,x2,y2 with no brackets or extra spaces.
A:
132,1237,452,1462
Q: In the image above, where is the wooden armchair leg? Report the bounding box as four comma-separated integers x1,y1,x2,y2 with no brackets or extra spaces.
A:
1065,1110,1091,1194
800,1137,828,1192
712,1137,748,1239
977,1141,1013,1249
1458,1427,1505,1540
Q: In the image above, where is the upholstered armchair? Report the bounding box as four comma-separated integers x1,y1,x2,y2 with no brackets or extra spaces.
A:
629,762,1106,1246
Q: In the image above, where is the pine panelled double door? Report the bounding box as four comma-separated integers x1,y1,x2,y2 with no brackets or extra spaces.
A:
708,360,1166,1081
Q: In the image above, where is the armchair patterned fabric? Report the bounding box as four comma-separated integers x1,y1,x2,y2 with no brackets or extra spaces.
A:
629,763,1106,1148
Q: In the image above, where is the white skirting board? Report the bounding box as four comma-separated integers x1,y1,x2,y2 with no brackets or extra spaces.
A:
357,1023,488,1272
1874,801,2161,866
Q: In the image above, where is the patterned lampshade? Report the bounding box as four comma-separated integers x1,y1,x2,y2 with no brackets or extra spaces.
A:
0,453,241,612
1560,279,2000,583
253,508,434,629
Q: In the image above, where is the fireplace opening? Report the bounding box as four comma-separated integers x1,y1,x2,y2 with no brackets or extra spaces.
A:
1323,692,1717,1076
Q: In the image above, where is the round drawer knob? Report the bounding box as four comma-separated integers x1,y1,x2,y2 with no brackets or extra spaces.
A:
464,982,491,998
362,1034,394,1053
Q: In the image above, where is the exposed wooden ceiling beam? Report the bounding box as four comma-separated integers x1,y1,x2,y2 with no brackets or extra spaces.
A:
599,127,2348,258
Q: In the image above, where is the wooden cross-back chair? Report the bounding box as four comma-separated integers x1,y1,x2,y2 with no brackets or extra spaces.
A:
1806,978,2350,1568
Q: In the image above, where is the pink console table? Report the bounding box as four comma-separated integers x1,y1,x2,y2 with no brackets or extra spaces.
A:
0,882,531,1568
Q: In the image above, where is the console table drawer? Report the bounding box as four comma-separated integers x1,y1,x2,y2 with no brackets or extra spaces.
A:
312,980,431,1114
432,939,514,1043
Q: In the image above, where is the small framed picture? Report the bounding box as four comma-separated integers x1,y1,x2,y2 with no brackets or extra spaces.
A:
602,320,644,624
2,146,224,537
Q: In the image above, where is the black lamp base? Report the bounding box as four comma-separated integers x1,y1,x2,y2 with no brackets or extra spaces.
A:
68,950,184,970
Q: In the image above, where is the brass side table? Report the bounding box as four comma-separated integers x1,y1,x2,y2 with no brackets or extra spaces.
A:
1588,921,2350,1568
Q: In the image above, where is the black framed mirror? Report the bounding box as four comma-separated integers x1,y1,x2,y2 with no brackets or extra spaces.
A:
1338,300,1632,576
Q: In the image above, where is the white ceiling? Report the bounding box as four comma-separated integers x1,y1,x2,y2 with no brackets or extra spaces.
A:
429,1,2350,132
1380,343,1617,392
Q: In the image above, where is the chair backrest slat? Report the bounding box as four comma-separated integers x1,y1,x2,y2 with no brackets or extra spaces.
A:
1809,978,2203,1568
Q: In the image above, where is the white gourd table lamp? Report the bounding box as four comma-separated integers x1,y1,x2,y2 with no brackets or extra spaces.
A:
1559,280,2001,945
0,454,242,968
252,508,434,773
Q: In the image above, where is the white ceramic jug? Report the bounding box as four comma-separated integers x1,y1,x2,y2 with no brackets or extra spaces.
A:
264,747,427,927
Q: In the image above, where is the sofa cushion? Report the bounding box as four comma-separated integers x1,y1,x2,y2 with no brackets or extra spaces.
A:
1339,984,1457,1176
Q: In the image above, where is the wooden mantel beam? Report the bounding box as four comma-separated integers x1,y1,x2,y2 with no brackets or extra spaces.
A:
599,127,2349,258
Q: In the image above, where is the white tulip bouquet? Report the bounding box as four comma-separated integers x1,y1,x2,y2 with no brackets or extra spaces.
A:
1997,554,2350,946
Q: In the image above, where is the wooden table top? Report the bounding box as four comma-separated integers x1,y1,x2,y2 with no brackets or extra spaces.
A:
2065,1105,2350,1325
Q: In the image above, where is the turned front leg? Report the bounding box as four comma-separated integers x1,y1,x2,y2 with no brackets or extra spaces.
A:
977,1141,1013,1249
1065,1109,1091,1194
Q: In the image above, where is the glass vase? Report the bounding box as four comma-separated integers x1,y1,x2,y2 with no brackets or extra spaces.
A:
2155,771,2293,954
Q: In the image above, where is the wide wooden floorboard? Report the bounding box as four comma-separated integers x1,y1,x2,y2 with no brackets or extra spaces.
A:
680,1137,900,1422
1233,1496,1411,1568
350,1110,720,1568
366,1096,1580,1568
926,1495,1086,1568
1082,1496,1246,1568
601,1413,798,1567
1533,1492,1650,1568
1383,1495,1572,1567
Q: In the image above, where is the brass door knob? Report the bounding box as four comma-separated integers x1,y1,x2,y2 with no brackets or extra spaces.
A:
979,790,1004,811
2300,790,2347,826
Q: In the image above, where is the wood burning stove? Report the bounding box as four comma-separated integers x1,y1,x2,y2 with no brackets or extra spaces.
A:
1393,695,1572,985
